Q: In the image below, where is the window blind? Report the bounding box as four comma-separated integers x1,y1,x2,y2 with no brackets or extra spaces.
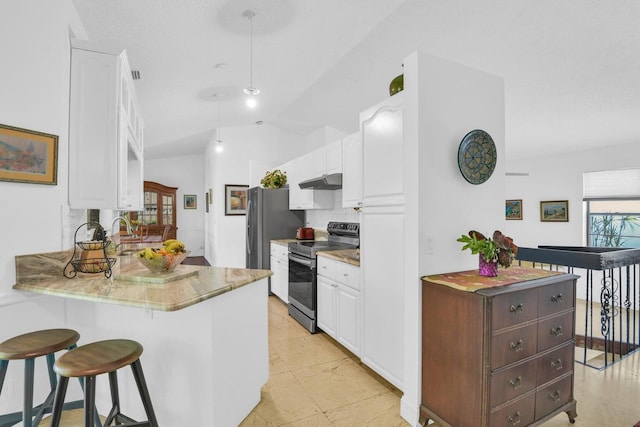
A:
583,168,640,200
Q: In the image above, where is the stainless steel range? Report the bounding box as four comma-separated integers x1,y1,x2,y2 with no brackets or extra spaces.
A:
288,222,360,333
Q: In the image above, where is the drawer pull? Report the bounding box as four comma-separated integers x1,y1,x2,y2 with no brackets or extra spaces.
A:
509,339,524,352
507,411,521,426
551,326,563,336
550,358,564,371
509,375,523,390
548,390,561,403
550,293,564,303
509,303,524,314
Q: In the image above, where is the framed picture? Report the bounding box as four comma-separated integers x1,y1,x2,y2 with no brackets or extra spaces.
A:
540,200,569,222
225,184,249,215
205,192,209,213
505,199,523,220
208,188,213,204
0,123,58,185
184,194,197,209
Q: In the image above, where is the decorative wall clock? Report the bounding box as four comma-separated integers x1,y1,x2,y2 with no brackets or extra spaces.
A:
457,129,497,185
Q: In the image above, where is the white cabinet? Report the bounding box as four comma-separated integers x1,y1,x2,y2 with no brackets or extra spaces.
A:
269,242,289,303
288,153,333,210
341,132,362,208
316,255,361,356
325,139,342,175
69,40,143,210
360,93,405,389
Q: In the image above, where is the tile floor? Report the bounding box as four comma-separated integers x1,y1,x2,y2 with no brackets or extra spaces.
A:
39,296,640,426
241,296,640,427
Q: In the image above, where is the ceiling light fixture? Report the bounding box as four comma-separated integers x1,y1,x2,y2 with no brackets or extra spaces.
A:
242,9,260,108
214,93,224,153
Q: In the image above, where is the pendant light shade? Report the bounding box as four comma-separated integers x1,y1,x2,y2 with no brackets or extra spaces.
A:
243,9,259,108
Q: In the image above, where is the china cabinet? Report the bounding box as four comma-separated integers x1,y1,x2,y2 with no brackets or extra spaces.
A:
68,39,143,210
420,269,578,427
138,181,177,240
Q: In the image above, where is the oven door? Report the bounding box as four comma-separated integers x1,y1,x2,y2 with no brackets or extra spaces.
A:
288,252,317,323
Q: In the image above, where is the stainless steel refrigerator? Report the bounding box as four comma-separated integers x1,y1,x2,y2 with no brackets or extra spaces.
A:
246,187,305,270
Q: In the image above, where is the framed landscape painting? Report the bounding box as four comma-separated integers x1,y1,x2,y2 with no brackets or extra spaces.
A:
540,200,569,222
506,199,523,220
0,123,58,185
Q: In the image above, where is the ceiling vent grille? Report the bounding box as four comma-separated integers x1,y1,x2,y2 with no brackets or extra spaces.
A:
131,70,141,80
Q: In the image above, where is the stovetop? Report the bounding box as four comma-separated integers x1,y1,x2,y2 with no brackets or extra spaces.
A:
289,222,359,258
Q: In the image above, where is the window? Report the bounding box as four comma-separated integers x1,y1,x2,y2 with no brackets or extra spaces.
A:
584,169,640,248
586,200,640,248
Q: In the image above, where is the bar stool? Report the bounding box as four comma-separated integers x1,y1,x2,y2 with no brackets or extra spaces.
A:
48,339,159,427
0,328,83,427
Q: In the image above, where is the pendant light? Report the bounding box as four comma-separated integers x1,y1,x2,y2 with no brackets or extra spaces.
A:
242,9,260,108
215,93,224,153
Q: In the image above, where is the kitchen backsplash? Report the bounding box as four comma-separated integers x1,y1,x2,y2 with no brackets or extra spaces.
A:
305,190,361,230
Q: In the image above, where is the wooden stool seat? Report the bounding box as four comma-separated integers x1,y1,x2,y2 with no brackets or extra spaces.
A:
0,329,82,427
0,329,80,360
49,339,158,427
53,339,143,378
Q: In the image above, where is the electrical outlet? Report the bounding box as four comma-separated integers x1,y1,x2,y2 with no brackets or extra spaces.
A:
0,379,14,403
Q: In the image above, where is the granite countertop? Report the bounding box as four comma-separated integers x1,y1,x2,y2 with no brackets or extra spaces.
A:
13,246,272,312
317,249,360,267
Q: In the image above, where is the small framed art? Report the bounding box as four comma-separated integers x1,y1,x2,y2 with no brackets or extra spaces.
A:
225,184,248,215
540,200,568,222
184,194,197,209
506,199,523,220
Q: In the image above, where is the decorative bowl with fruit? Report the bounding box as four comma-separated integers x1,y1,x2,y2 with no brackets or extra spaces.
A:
136,239,189,273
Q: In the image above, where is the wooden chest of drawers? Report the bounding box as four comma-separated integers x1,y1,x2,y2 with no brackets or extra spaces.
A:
420,268,578,427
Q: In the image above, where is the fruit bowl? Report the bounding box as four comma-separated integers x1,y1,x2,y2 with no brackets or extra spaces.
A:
137,250,190,273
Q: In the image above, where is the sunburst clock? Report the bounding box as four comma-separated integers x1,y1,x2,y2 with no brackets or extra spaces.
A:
457,129,497,185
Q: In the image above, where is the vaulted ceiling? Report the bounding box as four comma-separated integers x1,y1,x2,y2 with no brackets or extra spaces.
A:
73,0,640,162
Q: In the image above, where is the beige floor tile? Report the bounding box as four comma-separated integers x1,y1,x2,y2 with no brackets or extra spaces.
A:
293,357,392,412
272,332,352,372
280,413,334,426
240,370,323,426
324,390,410,427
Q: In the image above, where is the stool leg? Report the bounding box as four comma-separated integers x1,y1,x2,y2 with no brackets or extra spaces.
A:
103,371,119,425
84,376,97,427
130,360,159,427
49,376,69,427
0,360,7,392
23,358,35,427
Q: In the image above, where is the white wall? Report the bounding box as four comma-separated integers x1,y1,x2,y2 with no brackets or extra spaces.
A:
0,0,88,413
505,141,640,248
204,124,305,267
145,155,205,256
402,51,505,424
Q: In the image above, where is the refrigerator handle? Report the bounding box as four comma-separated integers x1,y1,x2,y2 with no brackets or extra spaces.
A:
246,198,253,254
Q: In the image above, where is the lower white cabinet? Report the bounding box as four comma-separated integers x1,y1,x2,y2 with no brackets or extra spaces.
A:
317,255,361,356
269,243,289,303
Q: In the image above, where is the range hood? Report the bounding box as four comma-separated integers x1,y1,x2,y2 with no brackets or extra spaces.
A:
298,173,342,190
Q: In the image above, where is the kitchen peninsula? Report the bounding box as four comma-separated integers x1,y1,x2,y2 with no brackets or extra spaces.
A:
13,248,272,426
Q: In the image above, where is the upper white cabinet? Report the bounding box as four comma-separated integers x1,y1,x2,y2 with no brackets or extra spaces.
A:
325,139,342,175
69,40,143,210
288,152,333,210
341,132,362,208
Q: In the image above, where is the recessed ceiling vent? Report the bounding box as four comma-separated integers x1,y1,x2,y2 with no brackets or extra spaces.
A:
131,70,141,80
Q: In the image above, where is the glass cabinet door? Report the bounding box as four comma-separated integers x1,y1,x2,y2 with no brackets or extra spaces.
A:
163,194,173,225
143,190,158,225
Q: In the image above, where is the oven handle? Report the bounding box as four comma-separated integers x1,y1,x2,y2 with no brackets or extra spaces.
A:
288,253,314,267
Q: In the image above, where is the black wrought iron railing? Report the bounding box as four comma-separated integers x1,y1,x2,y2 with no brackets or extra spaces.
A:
516,246,640,370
